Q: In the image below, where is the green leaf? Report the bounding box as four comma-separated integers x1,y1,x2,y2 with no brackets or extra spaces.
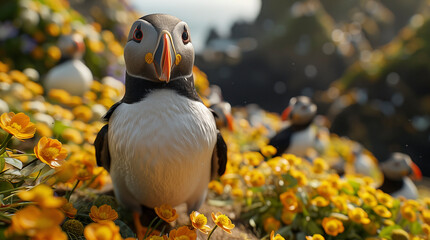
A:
410,221,422,235
0,180,14,197
281,174,298,188
0,157,4,173
379,225,402,239
4,157,22,169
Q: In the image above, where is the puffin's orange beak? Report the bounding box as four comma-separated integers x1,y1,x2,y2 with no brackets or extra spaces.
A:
154,32,175,82
410,161,422,181
225,113,234,131
281,106,292,121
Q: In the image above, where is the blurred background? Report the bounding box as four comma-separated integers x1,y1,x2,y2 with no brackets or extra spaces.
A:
1,0,429,175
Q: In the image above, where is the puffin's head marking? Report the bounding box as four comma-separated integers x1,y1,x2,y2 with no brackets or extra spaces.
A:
124,14,194,82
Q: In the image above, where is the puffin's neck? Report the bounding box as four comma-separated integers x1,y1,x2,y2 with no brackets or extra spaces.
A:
122,73,201,104
290,117,315,131
379,175,405,194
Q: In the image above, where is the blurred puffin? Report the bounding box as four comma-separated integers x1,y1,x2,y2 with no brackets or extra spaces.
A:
208,85,234,131
379,152,422,199
269,96,317,157
94,14,227,238
44,33,93,96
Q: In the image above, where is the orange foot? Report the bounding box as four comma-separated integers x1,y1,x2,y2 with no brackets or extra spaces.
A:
133,212,161,240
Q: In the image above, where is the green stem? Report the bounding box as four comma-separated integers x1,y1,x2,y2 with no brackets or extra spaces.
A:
0,186,26,196
143,217,159,240
32,169,43,184
0,134,13,155
65,180,80,201
0,201,34,211
146,218,163,239
207,225,218,240
9,153,36,157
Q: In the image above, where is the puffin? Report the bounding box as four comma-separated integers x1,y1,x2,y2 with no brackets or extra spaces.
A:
94,14,227,238
44,33,93,96
208,85,234,131
379,152,422,199
269,96,318,157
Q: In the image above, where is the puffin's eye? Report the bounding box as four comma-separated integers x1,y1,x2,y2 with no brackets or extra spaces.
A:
133,25,143,42
182,27,190,44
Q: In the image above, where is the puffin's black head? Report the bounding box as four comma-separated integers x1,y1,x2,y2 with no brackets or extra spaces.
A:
281,96,317,125
124,14,194,82
380,152,422,180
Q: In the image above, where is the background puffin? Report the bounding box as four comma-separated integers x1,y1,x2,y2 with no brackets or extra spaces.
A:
208,85,234,131
379,152,422,199
269,96,318,157
44,33,93,96
94,14,227,238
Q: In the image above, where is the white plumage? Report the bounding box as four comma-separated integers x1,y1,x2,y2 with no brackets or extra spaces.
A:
108,89,217,212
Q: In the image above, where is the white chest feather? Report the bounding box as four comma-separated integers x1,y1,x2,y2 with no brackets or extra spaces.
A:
108,90,217,208
392,178,419,199
287,126,316,157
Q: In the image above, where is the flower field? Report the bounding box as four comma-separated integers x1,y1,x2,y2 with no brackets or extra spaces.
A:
1,0,430,240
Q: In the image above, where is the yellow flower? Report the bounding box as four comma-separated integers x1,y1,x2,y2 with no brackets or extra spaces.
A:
73,105,93,122
331,195,348,212
34,136,67,168
281,209,296,225
264,217,281,233
6,205,64,237
267,157,290,174
244,151,264,166
168,226,197,240
245,169,265,187
89,204,118,223
35,122,53,137
421,209,430,224
190,211,211,234
261,145,277,158
211,212,235,234
84,221,122,240
348,207,371,224
373,205,392,218
423,224,430,237
359,191,378,207
376,191,394,208
61,202,77,218
231,187,244,198
280,190,299,212
9,70,28,83
282,154,302,166
0,112,36,140
306,234,325,240
311,196,330,207
74,158,94,181
312,158,328,174
18,185,66,208
47,46,61,61
48,89,71,104
400,204,417,222
208,180,224,195
155,204,179,223
322,217,344,236
62,128,84,144
31,226,68,240
270,231,285,240
46,23,60,37
317,181,338,198
290,169,307,186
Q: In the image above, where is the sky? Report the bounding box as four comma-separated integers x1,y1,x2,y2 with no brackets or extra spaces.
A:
130,0,262,52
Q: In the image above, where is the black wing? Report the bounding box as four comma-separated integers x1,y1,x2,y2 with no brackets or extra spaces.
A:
211,131,228,179
94,124,111,172
268,127,293,157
